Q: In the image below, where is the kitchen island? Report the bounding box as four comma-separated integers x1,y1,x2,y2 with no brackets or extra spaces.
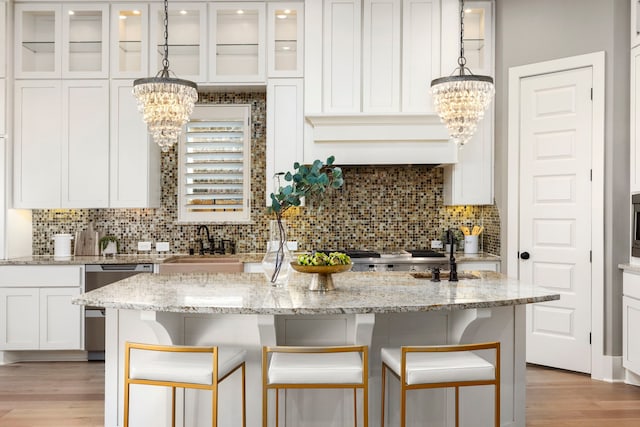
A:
74,271,559,427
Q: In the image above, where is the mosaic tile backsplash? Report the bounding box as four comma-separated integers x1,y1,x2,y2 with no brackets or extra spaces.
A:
32,92,501,256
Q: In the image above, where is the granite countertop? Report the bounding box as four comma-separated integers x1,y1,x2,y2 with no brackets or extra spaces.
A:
72,271,558,315
619,263,640,273
0,252,499,266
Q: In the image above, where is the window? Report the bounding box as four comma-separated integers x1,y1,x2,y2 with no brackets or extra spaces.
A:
178,104,251,223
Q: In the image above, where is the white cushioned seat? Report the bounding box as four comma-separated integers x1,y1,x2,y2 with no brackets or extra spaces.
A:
381,347,495,385
268,351,363,384
130,347,247,385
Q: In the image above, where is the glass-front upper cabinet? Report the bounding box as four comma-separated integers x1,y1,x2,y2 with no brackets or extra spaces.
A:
15,3,108,78
209,3,265,83
462,1,493,77
150,2,207,83
267,2,303,77
15,4,61,78
110,4,149,79
62,4,109,78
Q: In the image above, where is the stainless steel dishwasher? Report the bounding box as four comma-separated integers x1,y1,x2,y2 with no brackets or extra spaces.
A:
84,264,153,360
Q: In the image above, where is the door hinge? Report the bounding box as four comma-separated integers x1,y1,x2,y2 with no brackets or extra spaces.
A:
590,88,593,100
590,250,592,263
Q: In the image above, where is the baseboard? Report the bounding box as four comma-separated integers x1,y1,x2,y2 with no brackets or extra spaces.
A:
0,350,88,365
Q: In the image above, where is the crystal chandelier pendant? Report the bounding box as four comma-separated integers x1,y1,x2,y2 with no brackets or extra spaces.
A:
430,0,494,147
133,0,198,152
431,74,494,146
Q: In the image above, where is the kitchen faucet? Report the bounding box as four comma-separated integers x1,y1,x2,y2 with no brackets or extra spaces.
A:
196,225,232,255
447,229,458,282
196,225,213,255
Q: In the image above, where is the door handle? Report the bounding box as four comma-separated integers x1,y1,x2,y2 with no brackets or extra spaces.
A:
520,251,530,260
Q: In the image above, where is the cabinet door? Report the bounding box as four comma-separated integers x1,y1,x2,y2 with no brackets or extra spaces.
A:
110,80,161,208
266,79,303,205
62,80,110,208
402,0,441,113
209,2,265,83
111,4,149,79
62,4,109,78
362,0,400,112
14,80,62,208
39,287,82,350
267,2,304,78
0,2,6,78
0,288,39,350
633,0,640,48
150,2,207,83
624,295,640,375
322,0,361,113
632,46,640,192
15,3,61,78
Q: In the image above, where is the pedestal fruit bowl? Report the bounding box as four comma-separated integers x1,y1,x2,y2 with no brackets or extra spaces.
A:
291,252,352,291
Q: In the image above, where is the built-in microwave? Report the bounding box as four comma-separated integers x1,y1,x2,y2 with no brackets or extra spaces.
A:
633,194,640,257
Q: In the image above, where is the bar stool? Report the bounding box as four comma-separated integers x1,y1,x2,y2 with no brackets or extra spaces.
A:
381,342,500,427
262,345,369,427
123,341,247,427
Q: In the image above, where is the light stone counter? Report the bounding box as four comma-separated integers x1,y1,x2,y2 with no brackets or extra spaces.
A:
72,270,557,314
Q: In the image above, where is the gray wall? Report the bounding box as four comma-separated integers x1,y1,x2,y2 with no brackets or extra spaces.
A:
495,0,630,356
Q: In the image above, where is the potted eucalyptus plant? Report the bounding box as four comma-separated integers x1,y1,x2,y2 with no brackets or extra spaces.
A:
264,156,344,285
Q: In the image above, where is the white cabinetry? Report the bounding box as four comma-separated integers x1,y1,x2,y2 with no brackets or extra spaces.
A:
443,0,494,205
15,3,109,79
150,2,207,83
623,271,640,380
267,2,304,78
266,78,303,204
209,2,266,83
110,80,160,208
632,45,640,193
0,1,5,78
0,265,83,351
633,0,640,48
14,80,109,208
110,3,149,79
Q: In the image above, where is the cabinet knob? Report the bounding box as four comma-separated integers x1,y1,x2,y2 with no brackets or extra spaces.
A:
520,251,530,260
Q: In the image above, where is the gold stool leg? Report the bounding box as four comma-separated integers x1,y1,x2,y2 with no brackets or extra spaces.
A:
172,387,176,427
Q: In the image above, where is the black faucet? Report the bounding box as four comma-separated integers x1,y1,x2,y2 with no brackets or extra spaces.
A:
447,229,458,282
196,225,212,255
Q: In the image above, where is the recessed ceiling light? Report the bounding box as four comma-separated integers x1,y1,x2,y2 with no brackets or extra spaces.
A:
284,9,291,14
282,46,291,51
133,10,141,15
237,9,244,14
180,10,188,15
68,10,75,15
119,15,127,20
464,8,473,13
276,14,287,19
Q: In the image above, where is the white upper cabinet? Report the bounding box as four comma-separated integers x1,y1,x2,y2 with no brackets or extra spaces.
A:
14,80,109,209
0,1,6,78
150,2,207,83
267,2,304,78
110,80,161,208
631,45,640,192
633,0,640,48
15,3,108,78
110,4,149,79
443,0,494,205
209,2,266,83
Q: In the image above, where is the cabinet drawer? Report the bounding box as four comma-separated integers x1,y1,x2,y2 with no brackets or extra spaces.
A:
0,265,83,287
623,271,640,300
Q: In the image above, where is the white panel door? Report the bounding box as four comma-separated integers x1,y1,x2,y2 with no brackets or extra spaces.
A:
62,80,109,208
0,287,39,350
39,287,82,350
362,0,400,112
14,80,62,208
520,67,593,373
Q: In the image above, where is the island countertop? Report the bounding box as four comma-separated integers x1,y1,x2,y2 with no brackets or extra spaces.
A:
72,271,559,315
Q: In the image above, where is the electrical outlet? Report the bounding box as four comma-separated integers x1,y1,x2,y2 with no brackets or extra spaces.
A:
138,241,152,251
286,241,298,251
156,242,170,252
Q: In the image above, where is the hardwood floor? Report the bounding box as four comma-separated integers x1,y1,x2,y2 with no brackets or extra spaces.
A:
0,362,639,426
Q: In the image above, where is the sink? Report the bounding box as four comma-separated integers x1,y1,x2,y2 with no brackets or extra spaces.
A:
159,256,244,274
411,272,480,280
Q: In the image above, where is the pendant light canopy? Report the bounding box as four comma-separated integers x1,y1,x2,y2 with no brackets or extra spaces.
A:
430,0,494,146
133,0,198,152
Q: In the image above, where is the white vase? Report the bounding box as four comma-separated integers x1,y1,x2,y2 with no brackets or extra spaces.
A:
262,220,292,286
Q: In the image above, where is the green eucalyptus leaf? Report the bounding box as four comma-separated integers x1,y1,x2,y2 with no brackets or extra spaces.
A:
326,155,335,166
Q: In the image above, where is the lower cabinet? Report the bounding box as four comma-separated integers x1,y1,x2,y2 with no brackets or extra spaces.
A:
0,266,83,351
457,259,500,272
623,271,640,377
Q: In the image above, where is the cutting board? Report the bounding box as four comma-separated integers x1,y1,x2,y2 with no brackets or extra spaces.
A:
75,223,100,256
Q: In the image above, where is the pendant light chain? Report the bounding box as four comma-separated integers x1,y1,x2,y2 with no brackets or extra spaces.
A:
162,0,170,73
458,0,466,71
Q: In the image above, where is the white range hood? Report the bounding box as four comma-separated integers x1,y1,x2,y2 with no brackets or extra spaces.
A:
303,113,458,165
